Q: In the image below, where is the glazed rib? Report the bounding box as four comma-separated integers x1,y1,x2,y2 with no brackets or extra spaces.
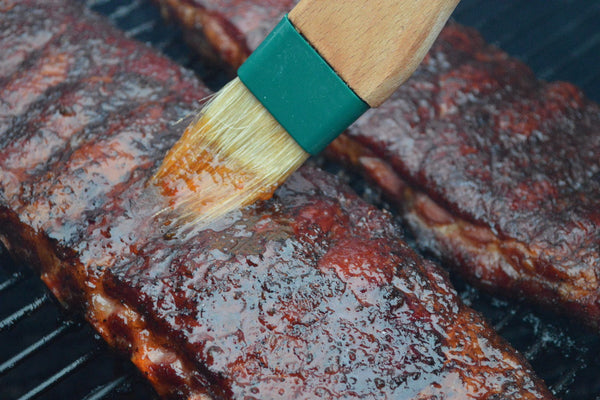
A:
154,0,600,331
0,1,553,398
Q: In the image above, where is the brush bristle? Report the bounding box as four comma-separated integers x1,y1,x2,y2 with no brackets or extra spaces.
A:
152,77,309,227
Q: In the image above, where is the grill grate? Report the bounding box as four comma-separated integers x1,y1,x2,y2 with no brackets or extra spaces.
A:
328,161,600,400
0,321,75,375
0,255,159,399
1,0,599,398
0,295,50,332
0,272,24,293
454,0,600,99
451,278,600,398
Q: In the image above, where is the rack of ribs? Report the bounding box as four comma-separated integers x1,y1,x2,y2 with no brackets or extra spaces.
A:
153,0,600,331
0,0,556,398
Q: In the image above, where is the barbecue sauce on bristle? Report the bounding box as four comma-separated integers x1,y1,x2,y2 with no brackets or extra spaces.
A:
151,77,309,229
150,118,281,231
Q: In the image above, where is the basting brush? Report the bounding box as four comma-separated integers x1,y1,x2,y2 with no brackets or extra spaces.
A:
153,0,460,225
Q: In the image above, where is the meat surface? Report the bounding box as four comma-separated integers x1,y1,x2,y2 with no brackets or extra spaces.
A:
0,0,556,399
153,0,600,331
153,0,293,69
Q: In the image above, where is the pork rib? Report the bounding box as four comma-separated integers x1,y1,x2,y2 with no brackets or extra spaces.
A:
0,1,553,398
153,0,600,331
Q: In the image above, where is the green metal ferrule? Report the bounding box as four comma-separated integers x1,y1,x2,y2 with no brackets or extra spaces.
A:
238,15,369,156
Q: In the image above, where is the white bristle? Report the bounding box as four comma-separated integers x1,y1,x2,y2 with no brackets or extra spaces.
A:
152,77,309,227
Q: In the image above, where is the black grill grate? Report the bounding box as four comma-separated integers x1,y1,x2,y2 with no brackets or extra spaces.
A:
0,0,599,398
454,0,600,100
0,253,159,399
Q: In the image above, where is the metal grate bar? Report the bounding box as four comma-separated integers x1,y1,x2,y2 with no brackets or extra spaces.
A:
523,339,547,360
107,0,144,21
0,272,23,293
457,288,479,305
154,35,180,52
0,294,49,332
81,375,130,400
0,321,75,375
84,0,112,7
124,20,158,38
16,350,98,400
492,307,519,331
539,31,600,80
550,359,587,395
494,312,516,331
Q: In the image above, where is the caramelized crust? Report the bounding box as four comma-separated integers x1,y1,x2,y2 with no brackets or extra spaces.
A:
154,0,600,330
153,0,293,68
329,25,600,330
1,1,211,398
0,1,553,398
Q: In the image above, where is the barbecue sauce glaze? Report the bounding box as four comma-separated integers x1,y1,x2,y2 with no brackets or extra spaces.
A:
0,1,553,399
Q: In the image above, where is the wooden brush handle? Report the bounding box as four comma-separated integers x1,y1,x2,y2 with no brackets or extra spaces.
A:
289,0,460,107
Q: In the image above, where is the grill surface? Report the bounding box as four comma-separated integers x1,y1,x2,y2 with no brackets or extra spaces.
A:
0,0,599,399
